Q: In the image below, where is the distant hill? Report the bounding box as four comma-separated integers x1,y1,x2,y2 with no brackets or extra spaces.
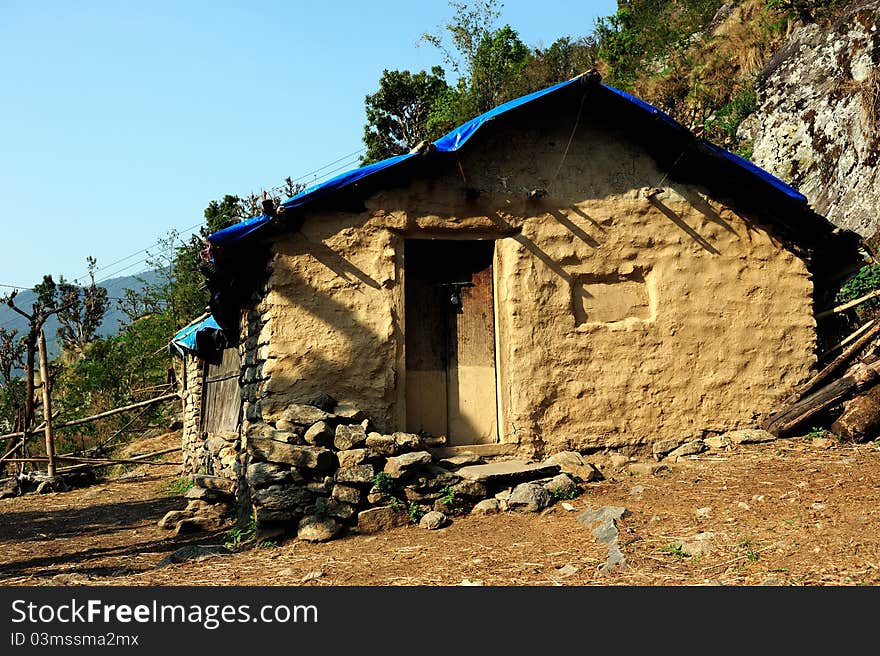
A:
0,269,164,364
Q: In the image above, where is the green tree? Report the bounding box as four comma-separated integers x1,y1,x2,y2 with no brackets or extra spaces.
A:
362,67,451,163
56,257,109,355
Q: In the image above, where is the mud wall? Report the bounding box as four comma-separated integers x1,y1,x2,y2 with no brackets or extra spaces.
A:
253,118,816,457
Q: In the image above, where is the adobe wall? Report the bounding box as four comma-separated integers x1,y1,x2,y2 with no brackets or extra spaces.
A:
252,120,815,457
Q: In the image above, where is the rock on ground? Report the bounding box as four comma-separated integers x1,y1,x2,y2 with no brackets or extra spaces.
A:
508,483,551,512
419,511,447,530
297,515,342,542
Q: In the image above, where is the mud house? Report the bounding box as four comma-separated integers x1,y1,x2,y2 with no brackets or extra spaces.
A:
170,71,860,537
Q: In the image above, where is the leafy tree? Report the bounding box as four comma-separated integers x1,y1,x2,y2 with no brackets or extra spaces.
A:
363,67,451,163
56,257,109,355
0,328,24,387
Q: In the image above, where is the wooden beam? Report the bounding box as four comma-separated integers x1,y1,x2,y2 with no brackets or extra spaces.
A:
817,289,880,319
37,328,56,477
5,446,181,468
0,392,179,442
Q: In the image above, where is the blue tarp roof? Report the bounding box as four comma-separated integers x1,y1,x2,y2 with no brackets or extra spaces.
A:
170,314,220,355
209,74,807,248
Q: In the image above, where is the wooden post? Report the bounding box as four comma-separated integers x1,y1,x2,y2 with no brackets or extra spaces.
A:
37,329,56,478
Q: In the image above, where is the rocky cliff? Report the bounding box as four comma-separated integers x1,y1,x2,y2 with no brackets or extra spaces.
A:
749,1,880,238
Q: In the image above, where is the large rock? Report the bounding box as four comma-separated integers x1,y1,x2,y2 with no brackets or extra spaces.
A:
456,460,560,484
247,462,296,487
174,516,222,535
334,424,367,451
158,510,189,530
831,388,880,442
297,515,342,542
184,485,232,503
333,403,367,422
278,404,334,426
356,505,409,533
508,483,551,512
251,484,313,510
365,433,400,456
336,448,373,468
543,473,580,498
667,439,706,460
419,511,447,530
303,421,334,446
392,432,422,451
751,1,880,236
335,464,375,485
724,429,776,445
331,484,363,505
248,437,335,471
384,451,432,478
451,480,487,498
543,451,598,482
471,499,501,515
191,474,234,493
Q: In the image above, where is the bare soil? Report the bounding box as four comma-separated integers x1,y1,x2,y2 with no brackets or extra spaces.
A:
2,435,880,587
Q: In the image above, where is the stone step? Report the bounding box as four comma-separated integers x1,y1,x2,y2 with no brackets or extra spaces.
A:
455,459,561,485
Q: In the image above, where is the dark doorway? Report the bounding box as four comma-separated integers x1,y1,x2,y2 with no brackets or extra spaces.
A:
404,239,498,446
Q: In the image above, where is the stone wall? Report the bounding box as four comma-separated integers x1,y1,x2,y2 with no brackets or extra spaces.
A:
181,353,206,475
251,116,816,457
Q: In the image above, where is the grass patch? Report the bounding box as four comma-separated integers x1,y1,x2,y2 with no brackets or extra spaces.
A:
156,476,193,496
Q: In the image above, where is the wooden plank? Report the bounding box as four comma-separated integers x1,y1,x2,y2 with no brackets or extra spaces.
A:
202,347,241,434
447,262,497,445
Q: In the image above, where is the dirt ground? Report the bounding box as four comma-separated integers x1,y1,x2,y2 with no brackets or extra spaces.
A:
2,434,880,587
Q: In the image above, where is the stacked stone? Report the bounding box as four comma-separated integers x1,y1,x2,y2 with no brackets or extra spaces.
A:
240,398,598,542
181,353,208,475
158,474,235,536
205,433,239,479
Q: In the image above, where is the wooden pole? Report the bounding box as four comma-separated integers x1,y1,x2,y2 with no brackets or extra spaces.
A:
37,328,56,478
5,447,181,467
0,392,178,442
816,289,880,319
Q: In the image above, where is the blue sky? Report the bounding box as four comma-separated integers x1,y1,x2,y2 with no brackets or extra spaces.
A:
0,0,617,288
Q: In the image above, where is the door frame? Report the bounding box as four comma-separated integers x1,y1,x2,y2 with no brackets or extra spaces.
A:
400,236,504,446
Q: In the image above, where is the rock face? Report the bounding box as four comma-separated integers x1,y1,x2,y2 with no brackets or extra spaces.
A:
751,1,880,236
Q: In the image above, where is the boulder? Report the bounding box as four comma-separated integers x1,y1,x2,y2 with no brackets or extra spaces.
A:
419,511,447,530
356,505,408,534
451,480,487,498
456,460,560,484
335,464,375,485
508,483,551,512
279,404,334,426
543,473,580,498
303,420,334,446
158,510,190,530
392,432,422,451
334,424,367,451
667,439,706,460
331,484,363,505
248,438,335,471
333,403,366,423
365,433,400,456
323,499,357,521
191,474,234,494
297,515,342,542
174,516,222,535
384,451,432,478
336,448,372,468
184,485,232,503
543,451,597,482
251,484,313,510
247,462,295,487
651,437,686,460
471,499,501,516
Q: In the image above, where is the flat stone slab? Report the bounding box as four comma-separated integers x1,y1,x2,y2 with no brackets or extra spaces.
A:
456,460,560,484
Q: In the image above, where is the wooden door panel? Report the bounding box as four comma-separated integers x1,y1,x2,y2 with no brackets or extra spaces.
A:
405,240,497,445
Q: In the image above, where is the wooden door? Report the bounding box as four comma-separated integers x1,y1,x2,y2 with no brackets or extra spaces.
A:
405,240,498,445
201,347,242,435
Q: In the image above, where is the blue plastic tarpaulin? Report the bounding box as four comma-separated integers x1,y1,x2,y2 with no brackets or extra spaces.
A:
208,74,807,248
170,314,220,355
